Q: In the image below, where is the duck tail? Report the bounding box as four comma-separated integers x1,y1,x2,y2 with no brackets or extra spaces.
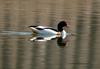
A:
29,26,38,34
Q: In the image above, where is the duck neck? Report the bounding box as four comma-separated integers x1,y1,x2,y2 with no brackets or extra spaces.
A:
58,25,63,32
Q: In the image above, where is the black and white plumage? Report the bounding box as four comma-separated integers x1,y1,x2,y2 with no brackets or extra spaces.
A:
29,21,69,39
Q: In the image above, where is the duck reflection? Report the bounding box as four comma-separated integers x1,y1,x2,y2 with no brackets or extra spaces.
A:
57,36,69,47
30,34,70,47
30,35,57,41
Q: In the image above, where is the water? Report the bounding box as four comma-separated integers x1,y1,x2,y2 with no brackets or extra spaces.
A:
0,0,100,69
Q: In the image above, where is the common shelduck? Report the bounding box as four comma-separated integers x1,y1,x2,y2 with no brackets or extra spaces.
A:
29,21,69,38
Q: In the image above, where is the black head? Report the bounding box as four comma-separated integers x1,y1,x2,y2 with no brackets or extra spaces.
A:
57,37,66,47
57,21,67,32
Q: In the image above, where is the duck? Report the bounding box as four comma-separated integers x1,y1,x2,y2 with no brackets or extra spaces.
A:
29,21,69,38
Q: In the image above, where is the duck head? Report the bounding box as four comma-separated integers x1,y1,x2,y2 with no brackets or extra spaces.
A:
57,21,69,32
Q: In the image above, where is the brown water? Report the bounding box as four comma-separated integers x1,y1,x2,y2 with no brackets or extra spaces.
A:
0,0,100,69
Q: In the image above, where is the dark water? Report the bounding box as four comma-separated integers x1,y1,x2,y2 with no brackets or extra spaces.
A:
0,0,100,69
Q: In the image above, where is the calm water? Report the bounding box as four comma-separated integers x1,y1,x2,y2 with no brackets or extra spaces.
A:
0,0,100,69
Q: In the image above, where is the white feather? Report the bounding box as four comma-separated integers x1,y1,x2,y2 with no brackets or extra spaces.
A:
37,29,57,35
61,30,68,39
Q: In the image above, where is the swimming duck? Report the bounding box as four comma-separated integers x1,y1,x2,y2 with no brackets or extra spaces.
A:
29,21,69,38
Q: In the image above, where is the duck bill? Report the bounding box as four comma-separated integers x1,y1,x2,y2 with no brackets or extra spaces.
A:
66,25,70,28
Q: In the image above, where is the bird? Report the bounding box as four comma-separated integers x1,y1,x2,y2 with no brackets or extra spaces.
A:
29,21,69,38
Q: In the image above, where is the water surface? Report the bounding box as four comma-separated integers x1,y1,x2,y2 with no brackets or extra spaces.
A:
0,0,100,69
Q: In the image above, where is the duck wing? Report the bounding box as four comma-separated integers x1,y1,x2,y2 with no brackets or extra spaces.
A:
29,26,58,31
29,26,45,32
29,26,48,29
